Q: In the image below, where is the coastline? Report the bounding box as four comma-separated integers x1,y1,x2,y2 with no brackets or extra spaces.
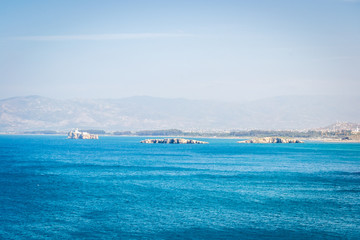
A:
305,138,360,143
1,133,360,143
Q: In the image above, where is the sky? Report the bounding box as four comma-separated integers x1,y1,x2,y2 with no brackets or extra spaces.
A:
0,0,359,102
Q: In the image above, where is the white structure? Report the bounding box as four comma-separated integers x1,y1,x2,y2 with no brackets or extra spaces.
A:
67,128,98,139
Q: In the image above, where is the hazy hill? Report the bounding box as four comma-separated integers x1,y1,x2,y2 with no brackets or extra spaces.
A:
316,122,360,131
0,95,359,132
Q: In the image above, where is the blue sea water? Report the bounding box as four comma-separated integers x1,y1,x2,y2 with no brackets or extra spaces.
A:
0,135,359,239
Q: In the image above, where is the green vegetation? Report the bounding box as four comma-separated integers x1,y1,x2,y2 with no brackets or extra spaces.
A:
20,128,358,140
135,129,183,136
23,130,59,134
229,130,353,138
123,129,354,139
113,131,132,135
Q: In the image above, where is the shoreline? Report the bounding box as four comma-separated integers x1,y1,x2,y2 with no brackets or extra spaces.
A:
1,133,360,143
305,138,360,143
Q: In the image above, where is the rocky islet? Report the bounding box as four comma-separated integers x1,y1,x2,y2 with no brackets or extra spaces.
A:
140,138,208,144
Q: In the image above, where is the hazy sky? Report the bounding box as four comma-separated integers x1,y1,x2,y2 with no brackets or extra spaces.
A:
0,0,359,102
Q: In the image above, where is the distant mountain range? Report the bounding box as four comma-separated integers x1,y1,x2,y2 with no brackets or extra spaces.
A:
0,95,359,132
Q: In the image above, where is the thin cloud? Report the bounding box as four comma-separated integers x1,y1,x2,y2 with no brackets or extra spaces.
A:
12,33,192,41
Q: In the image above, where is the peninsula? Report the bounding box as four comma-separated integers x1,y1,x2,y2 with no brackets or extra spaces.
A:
140,138,208,144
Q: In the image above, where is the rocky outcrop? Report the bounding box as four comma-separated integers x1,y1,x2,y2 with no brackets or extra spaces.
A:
67,129,99,139
140,138,208,144
238,137,303,143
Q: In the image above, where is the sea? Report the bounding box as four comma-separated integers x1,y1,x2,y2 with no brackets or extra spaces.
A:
0,135,359,239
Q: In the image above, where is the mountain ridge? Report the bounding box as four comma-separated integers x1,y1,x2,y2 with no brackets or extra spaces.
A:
0,95,359,132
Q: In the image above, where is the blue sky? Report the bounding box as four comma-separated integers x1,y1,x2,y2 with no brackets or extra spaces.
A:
0,0,359,101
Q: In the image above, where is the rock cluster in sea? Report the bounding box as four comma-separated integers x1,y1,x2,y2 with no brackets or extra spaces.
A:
67,129,99,139
238,137,303,143
140,138,208,144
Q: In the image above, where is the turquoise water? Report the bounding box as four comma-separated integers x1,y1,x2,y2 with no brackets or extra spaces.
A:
0,135,359,239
